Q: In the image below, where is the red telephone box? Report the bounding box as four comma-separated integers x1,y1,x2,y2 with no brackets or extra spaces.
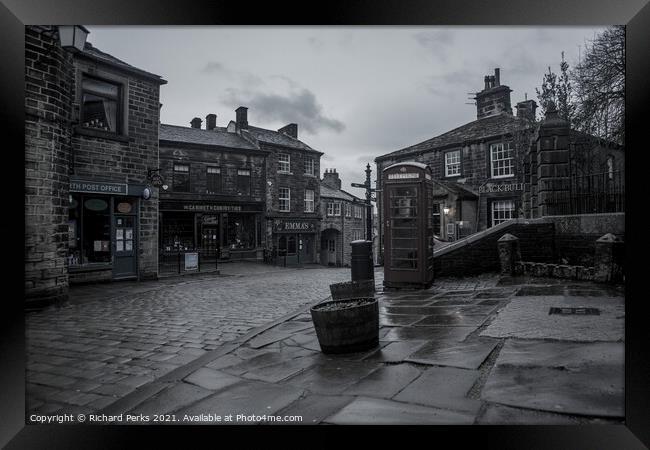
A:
382,162,434,289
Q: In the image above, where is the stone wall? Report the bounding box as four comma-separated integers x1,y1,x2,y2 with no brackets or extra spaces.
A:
433,219,555,277
25,26,75,305
320,200,367,266
543,213,625,267
70,53,162,281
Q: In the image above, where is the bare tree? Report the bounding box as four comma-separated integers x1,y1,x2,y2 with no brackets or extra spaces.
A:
571,26,625,146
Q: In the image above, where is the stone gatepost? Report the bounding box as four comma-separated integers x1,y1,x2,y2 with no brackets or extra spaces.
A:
536,102,571,217
594,233,624,283
497,233,521,276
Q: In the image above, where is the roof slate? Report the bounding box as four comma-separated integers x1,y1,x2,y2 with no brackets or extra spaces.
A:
159,124,261,150
81,42,166,83
377,113,529,161
248,126,321,153
321,184,356,201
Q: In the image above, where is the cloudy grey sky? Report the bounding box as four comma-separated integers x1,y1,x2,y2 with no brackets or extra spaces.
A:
85,26,605,199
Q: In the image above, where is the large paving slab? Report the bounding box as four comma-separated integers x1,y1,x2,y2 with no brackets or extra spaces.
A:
241,355,320,383
175,381,305,424
480,295,624,341
322,397,476,425
482,340,624,417
342,364,423,399
405,338,499,369
363,341,428,363
272,394,356,425
382,326,475,342
128,382,214,416
184,367,242,391
393,366,482,414
413,313,489,328
281,360,381,394
477,404,599,425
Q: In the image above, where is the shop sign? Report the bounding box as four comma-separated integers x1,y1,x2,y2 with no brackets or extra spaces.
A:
183,204,242,212
70,180,127,195
185,252,199,271
275,220,316,233
388,173,419,180
478,182,524,193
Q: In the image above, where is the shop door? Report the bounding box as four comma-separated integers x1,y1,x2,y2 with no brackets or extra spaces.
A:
113,215,137,279
327,239,337,265
299,235,312,263
201,225,219,256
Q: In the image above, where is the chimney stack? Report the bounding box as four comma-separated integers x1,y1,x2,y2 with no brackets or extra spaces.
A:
278,123,298,138
473,68,513,119
235,106,248,130
322,168,341,190
206,114,217,131
516,99,538,122
190,117,202,129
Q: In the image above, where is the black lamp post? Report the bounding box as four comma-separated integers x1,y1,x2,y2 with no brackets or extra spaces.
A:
352,163,376,241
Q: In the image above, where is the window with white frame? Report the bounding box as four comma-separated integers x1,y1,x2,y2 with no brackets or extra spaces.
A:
304,157,315,176
445,150,461,177
491,200,515,226
345,203,351,217
278,153,290,173
354,205,363,219
327,202,341,216
304,189,314,212
490,142,515,178
278,187,290,212
352,229,363,241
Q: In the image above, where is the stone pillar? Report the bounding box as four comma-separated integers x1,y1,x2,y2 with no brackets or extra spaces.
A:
25,26,75,306
497,233,521,276
594,233,624,283
536,102,570,217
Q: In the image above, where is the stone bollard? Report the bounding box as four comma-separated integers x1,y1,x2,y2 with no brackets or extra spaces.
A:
497,233,521,276
594,233,624,283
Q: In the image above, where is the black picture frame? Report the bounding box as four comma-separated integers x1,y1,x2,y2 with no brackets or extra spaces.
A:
2,0,647,447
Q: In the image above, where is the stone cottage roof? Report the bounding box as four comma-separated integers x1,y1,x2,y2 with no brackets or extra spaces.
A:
320,184,365,203
247,125,323,154
159,124,262,151
376,113,528,162
80,42,166,84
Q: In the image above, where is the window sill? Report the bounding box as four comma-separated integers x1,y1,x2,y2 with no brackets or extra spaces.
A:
74,126,130,143
277,171,293,175
491,175,515,179
445,174,461,178
69,263,112,273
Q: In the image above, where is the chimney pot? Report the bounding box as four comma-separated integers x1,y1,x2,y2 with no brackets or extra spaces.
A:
190,117,202,129
495,68,500,86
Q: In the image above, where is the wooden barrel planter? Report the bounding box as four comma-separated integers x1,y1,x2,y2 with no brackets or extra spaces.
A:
329,279,375,300
310,297,379,354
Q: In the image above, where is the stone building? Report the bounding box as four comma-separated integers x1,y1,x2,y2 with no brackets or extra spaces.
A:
25,26,166,306
158,113,268,262
319,169,369,267
240,109,324,266
375,67,624,263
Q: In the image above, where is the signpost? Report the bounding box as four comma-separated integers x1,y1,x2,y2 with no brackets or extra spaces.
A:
351,163,376,242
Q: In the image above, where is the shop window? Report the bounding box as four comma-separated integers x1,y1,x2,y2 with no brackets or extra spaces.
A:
67,194,112,266
81,76,121,133
278,153,291,173
445,150,461,177
304,157,315,176
225,214,255,250
162,213,194,250
279,187,290,212
490,142,515,178
237,168,251,196
278,236,287,254
287,236,297,255
207,167,221,194
173,163,190,192
491,200,515,227
304,189,315,212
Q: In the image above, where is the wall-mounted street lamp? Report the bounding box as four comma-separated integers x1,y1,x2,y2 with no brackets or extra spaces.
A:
443,206,450,215
57,25,90,52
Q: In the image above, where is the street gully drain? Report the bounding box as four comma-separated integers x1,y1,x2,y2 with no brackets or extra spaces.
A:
548,307,600,316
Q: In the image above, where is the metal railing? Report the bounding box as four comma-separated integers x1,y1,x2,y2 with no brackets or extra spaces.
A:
545,170,625,215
